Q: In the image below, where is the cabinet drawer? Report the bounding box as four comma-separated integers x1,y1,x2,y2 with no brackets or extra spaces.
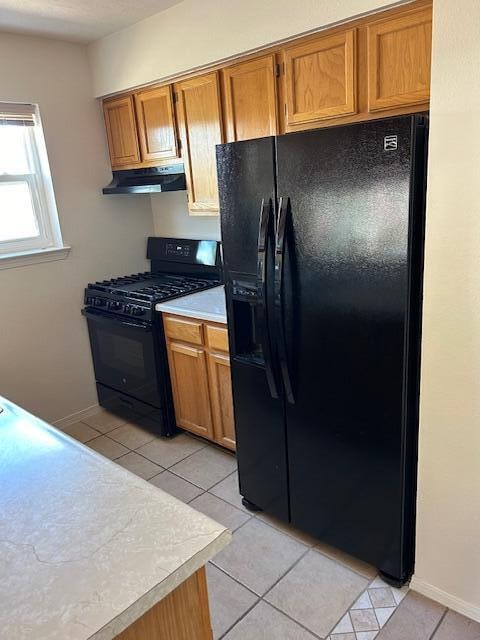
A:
164,315,204,345
205,324,229,353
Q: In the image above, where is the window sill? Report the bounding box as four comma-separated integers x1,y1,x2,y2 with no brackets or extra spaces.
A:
0,246,71,270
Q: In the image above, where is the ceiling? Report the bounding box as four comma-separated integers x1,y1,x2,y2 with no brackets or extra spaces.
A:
0,0,183,43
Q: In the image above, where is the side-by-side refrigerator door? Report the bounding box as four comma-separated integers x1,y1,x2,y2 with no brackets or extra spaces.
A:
276,116,423,582
216,137,289,520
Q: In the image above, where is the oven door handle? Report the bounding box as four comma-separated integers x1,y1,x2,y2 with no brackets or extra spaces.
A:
81,309,151,332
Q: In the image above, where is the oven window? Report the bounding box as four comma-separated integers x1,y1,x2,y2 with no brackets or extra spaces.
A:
96,328,145,378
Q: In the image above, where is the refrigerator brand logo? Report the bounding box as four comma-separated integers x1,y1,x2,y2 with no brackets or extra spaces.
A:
384,135,398,151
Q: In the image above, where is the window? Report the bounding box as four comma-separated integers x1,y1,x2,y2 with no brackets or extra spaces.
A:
0,102,68,266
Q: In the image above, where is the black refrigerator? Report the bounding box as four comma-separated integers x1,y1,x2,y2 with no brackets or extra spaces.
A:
216,114,428,586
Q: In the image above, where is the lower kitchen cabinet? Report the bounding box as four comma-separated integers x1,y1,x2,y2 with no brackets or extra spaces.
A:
164,314,236,451
208,352,236,450
166,341,214,440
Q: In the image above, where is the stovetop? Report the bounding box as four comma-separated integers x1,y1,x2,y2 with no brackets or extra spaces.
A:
84,272,221,322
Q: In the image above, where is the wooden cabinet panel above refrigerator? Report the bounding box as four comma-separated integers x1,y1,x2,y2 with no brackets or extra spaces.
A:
222,54,278,142
282,29,357,129
367,6,432,112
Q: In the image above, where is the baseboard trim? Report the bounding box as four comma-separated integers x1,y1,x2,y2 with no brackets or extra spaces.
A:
53,403,100,429
411,576,480,622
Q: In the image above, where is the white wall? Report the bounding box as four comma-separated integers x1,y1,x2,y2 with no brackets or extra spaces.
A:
90,0,480,617
151,192,221,240
411,0,480,620
0,33,153,424
88,0,401,98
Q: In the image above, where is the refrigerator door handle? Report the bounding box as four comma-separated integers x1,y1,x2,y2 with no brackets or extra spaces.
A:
275,196,295,404
256,197,279,399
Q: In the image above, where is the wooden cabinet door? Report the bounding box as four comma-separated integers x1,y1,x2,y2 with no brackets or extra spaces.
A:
222,55,278,142
175,72,223,215
283,29,357,129
134,85,179,163
367,7,432,112
167,341,213,439
208,352,236,451
103,95,141,169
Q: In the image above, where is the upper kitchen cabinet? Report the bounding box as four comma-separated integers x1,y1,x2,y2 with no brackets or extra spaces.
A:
134,85,179,163
282,29,357,130
367,6,432,112
103,95,141,169
222,55,278,142
175,72,224,215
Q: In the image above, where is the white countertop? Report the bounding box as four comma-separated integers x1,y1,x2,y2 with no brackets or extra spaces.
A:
156,285,227,324
0,397,230,640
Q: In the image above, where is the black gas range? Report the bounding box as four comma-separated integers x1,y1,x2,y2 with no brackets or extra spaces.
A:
85,272,220,323
82,237,222,437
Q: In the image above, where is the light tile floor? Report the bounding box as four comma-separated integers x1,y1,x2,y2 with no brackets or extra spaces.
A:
60,409,480,640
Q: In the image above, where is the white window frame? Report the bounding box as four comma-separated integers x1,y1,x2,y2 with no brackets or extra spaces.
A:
0,102,69,269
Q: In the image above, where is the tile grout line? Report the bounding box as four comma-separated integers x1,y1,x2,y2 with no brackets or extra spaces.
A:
98,431,236,493
203,491,254,518
210,563,260,599
132,433,229,471
187,490,207,504
259,547,324,640
217,594,262,639
251,513,376,583
428,607,449,640
313,546,377,582
190,490,253,522
87,432,131,460
327,582,379,639
80,411,132,433
164,465,236,492
262,598,324,640
216,545,321,640
205,468,238,491
129,438,209,471
210,518,310,590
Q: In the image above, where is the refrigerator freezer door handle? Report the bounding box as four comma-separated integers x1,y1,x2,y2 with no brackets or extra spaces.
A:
256,198,279,399
275,196,295,404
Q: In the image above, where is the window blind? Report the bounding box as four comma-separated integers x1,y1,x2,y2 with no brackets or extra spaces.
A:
0,103,36,127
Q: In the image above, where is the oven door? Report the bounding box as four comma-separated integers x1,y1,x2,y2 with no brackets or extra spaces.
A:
83,309,162,408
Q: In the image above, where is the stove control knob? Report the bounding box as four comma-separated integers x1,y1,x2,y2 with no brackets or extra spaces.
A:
132,306,145,316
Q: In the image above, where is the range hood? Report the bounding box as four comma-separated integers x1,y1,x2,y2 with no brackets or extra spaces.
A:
102,164,186,195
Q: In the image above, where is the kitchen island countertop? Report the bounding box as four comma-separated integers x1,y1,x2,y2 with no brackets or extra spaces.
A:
155,285,227,324
0,397,230,640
